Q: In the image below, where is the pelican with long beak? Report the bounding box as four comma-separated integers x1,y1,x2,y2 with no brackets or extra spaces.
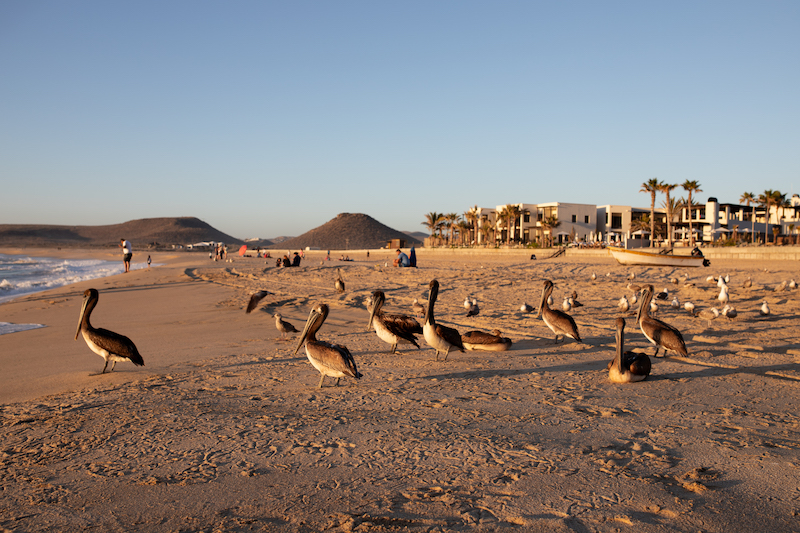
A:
75,288,144,374
637,284,688,357
423,279,465,361
461,329,512,351
294,302,362,388
367,290,422,353
537,280,581,344
608,317,651,383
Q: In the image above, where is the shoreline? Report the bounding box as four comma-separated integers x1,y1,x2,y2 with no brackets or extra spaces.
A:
1,246,798,531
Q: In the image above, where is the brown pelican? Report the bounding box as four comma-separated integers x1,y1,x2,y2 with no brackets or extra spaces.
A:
245,290,271,313
466,298,480,317
294,302,362,388
335,269,345,293
537,280,581,344
411,298,426,318
608,318,651,383
423,279,465,361
75,288,144,374
637,285,688,357
462,329,512,351
367,290,422,353
273,313,299,338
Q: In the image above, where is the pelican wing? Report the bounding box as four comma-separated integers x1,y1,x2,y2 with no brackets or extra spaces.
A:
87,328,144,366
461,330,512,351
641,316,687,356
436,324,465,352
309,341,362,379
246,291,270,313
546,308,582,342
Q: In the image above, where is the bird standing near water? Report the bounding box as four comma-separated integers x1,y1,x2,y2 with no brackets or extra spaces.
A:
335,269,345,293
75,288,145,374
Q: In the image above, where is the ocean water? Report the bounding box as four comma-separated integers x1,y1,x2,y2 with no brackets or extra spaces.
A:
0,253,145,305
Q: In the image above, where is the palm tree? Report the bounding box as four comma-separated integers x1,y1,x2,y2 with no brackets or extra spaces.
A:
541,215,561,247
456,220,470,245
444,213,460,244
505,204,522,244
740,192,756,243
422,212,443,240
758,190,781,244
682,180,702,246
463,205,479,245
659,182,678,247
630,214,651,235
640,178,662,247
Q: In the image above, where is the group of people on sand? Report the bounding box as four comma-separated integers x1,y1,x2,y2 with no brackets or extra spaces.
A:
277,251,303,268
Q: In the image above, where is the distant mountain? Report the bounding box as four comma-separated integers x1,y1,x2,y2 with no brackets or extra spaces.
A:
0,217,244,248
403,231,428,242
272,213,422,250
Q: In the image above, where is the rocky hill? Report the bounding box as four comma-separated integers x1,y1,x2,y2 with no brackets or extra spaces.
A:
272,213,422,251
0,217,243,248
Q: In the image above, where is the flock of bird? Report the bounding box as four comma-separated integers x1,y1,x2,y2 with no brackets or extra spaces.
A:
73,266,791,388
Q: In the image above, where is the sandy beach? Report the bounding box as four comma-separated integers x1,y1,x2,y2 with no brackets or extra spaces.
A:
1,246,798,532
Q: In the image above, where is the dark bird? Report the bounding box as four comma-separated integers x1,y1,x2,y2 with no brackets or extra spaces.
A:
335,268,345,293
607,317,651,383
537,280,581,344
637,284,688,357
293,302,362,388
570,290,584,307
246,290,271,314
423,279,465,361
462,329,512,351
75,288,144,374
273,313,299,338
367,290,422,353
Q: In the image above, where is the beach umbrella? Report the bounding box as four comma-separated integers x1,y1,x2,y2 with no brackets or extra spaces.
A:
238,245,247,256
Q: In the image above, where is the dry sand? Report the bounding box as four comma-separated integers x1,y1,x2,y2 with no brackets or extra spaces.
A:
1,247,798,532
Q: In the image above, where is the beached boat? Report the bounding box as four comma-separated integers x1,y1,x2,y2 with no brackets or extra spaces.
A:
608,247,709,268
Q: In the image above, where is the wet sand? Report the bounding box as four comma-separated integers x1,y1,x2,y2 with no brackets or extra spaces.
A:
1,247,798,531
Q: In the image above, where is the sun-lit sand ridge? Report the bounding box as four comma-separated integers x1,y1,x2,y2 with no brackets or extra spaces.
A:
0,246,798,531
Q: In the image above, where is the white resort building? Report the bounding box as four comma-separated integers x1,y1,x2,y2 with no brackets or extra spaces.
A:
465,194,800,247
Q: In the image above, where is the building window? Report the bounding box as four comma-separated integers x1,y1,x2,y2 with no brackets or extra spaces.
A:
584,215,590,224
611,214,622,229
523,212,530,223
571,215,576,223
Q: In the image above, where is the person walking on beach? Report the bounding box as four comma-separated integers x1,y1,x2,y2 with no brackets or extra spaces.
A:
120,238,132,273
147,255,151,268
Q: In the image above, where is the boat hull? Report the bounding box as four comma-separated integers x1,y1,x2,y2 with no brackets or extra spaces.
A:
608,248,707,268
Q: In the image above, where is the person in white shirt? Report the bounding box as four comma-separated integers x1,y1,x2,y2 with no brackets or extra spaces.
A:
119,238,132,273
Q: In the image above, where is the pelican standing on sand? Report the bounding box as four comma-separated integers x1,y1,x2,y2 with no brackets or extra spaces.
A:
637,285,688,357
537,280,581,344
608,318,651,383
294,302,362,388
75,288,145,374
423,279,465,361
461,329,512,351
367,290,422,353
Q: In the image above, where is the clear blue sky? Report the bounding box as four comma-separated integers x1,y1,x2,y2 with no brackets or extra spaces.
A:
2,1,797,239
